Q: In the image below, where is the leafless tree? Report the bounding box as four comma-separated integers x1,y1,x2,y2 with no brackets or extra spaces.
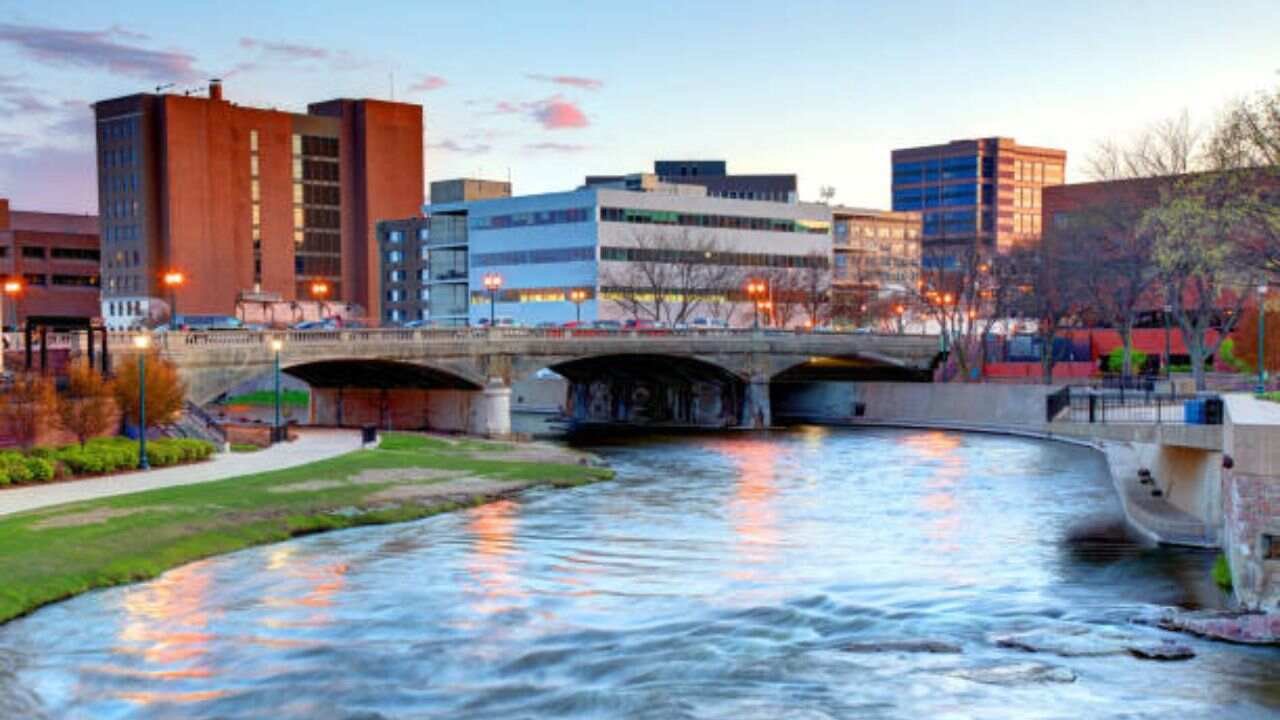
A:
601,229,743,326
1086,112,1200,181
913,245,1008,381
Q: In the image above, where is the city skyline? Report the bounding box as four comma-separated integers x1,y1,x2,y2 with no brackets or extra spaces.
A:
0,1,1278,215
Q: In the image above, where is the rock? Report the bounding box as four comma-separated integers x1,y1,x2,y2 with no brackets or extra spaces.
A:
840,640,962,654
992,628,1130,657
1127,641,1195,661
948,662,1077,685
1150,609,1280,645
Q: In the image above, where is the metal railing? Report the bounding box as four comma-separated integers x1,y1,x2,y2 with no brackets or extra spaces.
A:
183,400,229,444
1050,386,1224,425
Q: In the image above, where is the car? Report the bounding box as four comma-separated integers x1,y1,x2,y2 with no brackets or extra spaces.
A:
401,319,429,328
561,320,589,329
292,319,338,331
690,317,728,329
535,321,559,329
591,319,622,331
624,318,662,330
175,314,244,331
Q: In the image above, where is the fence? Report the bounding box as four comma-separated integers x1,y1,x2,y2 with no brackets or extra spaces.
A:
1049,386,1224,425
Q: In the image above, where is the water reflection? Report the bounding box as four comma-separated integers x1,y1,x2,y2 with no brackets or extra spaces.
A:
1,427,1276,719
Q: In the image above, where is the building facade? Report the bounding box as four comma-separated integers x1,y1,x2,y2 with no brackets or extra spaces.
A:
587,160,798,203
409,184,831,327
93,80,423,328
830,206,921,302
0,198,100,327
891,137,1065,259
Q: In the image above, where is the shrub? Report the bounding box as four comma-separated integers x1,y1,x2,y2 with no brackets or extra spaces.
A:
24,457,54,483
0,453,34,484
1105,347,1148,374
1212,554,1233,590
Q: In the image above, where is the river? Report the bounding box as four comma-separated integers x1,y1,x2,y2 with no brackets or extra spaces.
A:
1,426,1277,718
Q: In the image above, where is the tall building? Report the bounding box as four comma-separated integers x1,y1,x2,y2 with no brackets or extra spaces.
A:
0,198,100,327
891,137,1065,259
93,80,423,328
830,206,921,304
408,181,830,327
376,179,511,326
586,160,798,203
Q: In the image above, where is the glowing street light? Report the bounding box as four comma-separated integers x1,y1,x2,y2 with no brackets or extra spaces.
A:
133,334,151,470
310,280,331,321
568,288,588,324
0,278,22,373
162,270,185,330
746,278,767,329
482,273,503,327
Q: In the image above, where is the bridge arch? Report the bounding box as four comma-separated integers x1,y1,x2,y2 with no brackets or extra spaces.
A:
769,353,930,383
281,358,484,391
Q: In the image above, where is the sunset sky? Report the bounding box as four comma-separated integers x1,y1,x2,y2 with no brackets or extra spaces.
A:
1,0,1277,214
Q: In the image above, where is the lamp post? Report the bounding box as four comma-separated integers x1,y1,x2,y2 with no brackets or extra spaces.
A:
569,288,587,324
482,272,503,326
310,280,331,322
133,334,151,470
1163,302,1173,379
0,278,22,374
757,299,773,328
1258,283,1268,395
163,270,185,330
271,337,284,442
746,278,766,329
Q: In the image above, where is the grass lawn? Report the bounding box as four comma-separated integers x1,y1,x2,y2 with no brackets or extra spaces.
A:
229,443,263,453
223,389,310,408
0,432,611,625
1261,391,1280,403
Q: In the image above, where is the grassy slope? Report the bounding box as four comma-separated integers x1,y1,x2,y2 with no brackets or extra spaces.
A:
223,389,310,407
0,433,610,625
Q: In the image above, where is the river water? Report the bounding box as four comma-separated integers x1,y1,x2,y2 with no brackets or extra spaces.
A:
1,426,1278,718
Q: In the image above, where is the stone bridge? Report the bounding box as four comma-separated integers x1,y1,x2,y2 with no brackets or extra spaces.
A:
117,327,940,436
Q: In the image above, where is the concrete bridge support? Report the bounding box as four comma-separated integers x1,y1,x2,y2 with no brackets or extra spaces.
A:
469,379,512,438
741,374,771,429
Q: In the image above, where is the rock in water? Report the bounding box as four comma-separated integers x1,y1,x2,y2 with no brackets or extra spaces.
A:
948,662,1077,685
841,640,962,654
1127,642,1195,661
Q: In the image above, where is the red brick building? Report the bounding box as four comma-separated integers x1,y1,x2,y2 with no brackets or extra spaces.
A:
0,198,100,328
93,81,423,328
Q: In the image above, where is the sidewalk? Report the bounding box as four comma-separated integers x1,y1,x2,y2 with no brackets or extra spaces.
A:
0,429,364,517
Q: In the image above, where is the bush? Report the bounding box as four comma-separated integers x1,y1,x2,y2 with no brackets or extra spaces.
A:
0,452,33,485
24,457,54,483
1213,554,1233,590
1105,347,1148,374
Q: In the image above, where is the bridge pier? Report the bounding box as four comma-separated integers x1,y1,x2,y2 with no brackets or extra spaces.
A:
469,378,512,438
740,374,771,429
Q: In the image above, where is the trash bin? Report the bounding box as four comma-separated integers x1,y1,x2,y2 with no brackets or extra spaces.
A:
1203,396,1224,425
853,402,866,417
1184,399,1204,424
361,424,378,444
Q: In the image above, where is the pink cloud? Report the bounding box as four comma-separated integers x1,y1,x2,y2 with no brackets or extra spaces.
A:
532,98,588,129
429,139,491,155
239,37,329,61
0,22,201,82
527,73,603,91
409,74,448,92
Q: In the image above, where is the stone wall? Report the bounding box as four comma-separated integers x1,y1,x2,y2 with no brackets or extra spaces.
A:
773,380,1055,430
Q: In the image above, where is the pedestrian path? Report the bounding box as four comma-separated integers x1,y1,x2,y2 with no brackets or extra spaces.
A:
0,429,364,517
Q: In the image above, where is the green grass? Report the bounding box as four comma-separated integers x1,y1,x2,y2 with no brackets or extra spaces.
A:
1260,391,1280,403
223,389,310,408
1212,554,1233,590
0,432,611,625
229,443,263,453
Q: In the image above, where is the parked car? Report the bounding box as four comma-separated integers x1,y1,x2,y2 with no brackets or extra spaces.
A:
624,318,665,330
476,316,519,328
561,320,589,329
535,321,560,329
690,317,728,330
592,319,622,330
175,314,244,331
292,318,338,331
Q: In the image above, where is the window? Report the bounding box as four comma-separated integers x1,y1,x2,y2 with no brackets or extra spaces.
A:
50,247,100,261
388,230,404,244
418,227,430,241
250,155,259,177
249,129,259,152
387,250,403,264
293,183,303,204
21,246,46,259
52,274,99,287
23,273,46,286
251,179,260,202
292,134,302,155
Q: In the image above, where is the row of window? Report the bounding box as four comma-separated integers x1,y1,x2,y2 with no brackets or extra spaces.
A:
103,224,140,245
473,245,595,267
1013,186,1042,209
893,183,987,210
834,221,919,240
892,156,982,184
103,174,139,195
601,207,830,234
705,190,793,202
104,199,140,220
471,207,592,230
1013,160,1063,184
98,117,139,143
469,286,596,304
106,300,145,318
101,146,137,170
105,249,142,269
1012,212,1043,235
20,273,100,287
600,245,828,269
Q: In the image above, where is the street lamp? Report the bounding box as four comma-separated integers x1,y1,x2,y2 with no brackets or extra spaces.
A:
1257,283,1268,395
1163,302,1173,379
270,337,284,442
756,299,773,328
163,270,185,330
746,278,767,329
569,288,588,324
310,280,331,321
482,272,503,326
133,334,151,470
0,278,22,374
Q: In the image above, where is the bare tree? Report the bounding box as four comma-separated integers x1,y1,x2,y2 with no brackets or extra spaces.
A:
1087,112,1200,181
1204,83,1280,274
913,246,1005,382
601,229,742,325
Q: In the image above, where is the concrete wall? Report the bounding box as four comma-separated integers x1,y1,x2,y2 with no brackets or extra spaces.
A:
310,387,473,433
511,376,567,413
773,380,1055,430
1222,395,1280,610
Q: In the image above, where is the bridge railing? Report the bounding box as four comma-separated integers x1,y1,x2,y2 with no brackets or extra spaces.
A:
100,327,938,351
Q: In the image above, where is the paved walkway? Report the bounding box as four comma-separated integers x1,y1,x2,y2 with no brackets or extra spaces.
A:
0,429,364,517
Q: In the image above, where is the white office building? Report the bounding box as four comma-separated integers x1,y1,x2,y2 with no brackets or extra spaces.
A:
416,175,833,327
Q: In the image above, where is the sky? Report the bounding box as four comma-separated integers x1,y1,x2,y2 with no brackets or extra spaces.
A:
0,0,1278,215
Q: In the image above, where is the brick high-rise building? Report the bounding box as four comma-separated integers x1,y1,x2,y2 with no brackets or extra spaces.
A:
93,81,423,328
891,137,1065,259
0,198,100,328
830,206,922,303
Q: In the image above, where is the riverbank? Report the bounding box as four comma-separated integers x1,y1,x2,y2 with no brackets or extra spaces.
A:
0,432,611,625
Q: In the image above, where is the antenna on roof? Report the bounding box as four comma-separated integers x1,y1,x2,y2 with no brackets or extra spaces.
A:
389,71,395,101
155,83,175,94
819,185,836,204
